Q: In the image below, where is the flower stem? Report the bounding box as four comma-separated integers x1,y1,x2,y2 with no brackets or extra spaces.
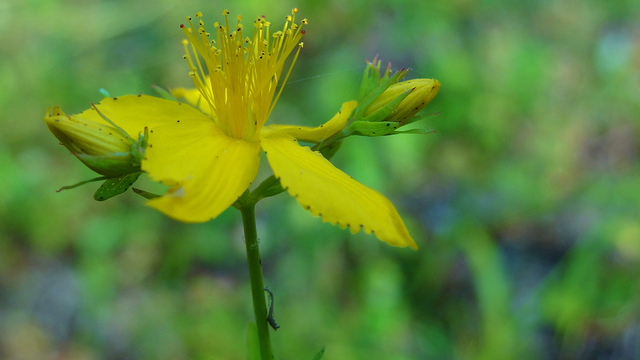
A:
240,202,273,360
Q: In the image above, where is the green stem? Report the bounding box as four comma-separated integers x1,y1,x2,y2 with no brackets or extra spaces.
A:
240,202,273,360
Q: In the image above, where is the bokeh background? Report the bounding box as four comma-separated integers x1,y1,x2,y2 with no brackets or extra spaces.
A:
2,0,639,359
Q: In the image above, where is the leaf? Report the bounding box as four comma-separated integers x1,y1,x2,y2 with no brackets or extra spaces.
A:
131,187,162,199
93,172,142,201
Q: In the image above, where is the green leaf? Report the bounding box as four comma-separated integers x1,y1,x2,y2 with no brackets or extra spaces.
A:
131,187,162,199
346,120,400,136
93,172,142,201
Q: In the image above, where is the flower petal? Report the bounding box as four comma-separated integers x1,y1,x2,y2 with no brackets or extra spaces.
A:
262,101,357,142
77,95,209,137
261,132,417,249
172,86,213,115
143,119,261,222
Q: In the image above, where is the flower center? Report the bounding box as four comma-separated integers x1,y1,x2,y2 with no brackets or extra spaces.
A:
180,9,306,141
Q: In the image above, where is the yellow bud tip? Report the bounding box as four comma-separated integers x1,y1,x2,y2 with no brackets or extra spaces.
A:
182,39,188,45
222,9,230,15
195,11,202,17
293,8,298,13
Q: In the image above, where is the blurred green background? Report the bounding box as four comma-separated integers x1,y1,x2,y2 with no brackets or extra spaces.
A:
2,0,639,359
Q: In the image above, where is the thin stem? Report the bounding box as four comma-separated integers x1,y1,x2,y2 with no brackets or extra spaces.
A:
240,202,273,360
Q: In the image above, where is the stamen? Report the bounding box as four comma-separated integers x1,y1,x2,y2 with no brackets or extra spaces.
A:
179,9,307,140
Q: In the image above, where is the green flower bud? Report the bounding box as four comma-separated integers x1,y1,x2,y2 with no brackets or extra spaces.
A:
364,78,440,125
44,105,147,177
346,57,441,137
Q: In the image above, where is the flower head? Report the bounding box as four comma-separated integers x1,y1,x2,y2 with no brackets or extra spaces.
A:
45,10,420,249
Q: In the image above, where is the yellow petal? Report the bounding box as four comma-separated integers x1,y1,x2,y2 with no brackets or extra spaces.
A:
77,94,209,137
172,86,213,115
143,118,261,222
261,101,357,142
261,132,417,249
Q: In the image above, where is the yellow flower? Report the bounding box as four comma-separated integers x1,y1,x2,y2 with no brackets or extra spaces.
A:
47,9,417,249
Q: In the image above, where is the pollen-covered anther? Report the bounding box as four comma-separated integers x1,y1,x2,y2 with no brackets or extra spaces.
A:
195,11,203,18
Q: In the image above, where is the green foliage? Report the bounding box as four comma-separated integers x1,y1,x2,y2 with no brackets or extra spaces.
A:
2,0,639,359
93,172,142,201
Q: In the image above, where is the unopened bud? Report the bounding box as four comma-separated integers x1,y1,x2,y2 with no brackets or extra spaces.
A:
44,105,147,177
364,78,440,125
346,57,441,137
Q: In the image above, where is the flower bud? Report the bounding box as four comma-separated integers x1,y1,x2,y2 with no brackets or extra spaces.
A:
44,105,146,177
364,78,440,125
346,57,441,137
